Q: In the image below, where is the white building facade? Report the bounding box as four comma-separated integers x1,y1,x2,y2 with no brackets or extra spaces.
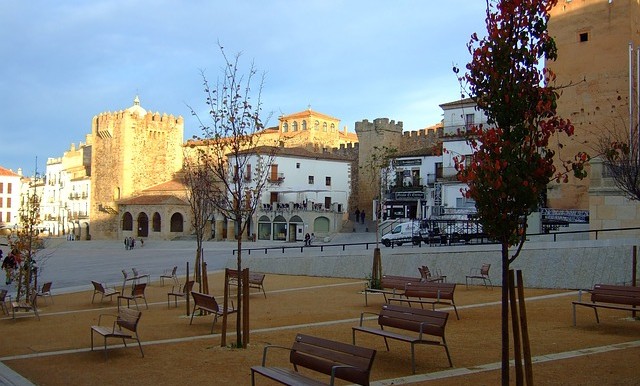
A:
232,147,352,242
0,166,23,233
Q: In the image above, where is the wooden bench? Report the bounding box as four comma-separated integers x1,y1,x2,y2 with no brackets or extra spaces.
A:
389,282,460,320
90,307,143,360
572,284,640,326
251,333,377,386
352,303,452,374
190,291,237,333
228,270,267,298
91,281,120,304
364,275,422,306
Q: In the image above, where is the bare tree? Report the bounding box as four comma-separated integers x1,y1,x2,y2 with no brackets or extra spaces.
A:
597,121,640,201
5,180,43,301
181,155,218,290
188,44,274,347
360,145,396,289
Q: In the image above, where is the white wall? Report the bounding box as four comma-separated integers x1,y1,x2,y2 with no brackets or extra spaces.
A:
262,155,351,209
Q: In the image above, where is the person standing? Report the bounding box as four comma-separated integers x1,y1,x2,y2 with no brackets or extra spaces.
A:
360,209,366,224
355,209,360,223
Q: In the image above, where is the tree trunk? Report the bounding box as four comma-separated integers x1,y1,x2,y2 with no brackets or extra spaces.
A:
372,248,382,289
501,242,510,385
236,219,243,347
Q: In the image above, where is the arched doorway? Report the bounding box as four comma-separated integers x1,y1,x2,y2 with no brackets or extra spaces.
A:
152,212,161,233
137,212,149,237
313,216,330,233
272,215,287,241
289,215,304,242
170,212,184,232
122,212,133,231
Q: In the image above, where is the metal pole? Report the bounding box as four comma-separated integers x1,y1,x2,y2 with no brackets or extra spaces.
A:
630,42,634,146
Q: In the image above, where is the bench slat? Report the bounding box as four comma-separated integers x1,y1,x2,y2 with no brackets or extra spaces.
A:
251,366,326,386
252,333,375,386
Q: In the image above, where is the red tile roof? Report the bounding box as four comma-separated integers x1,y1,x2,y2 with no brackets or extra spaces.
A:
0,166,20,177
117,195,188,206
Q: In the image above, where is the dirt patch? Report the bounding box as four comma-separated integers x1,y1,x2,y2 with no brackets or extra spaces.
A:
1,273,639,385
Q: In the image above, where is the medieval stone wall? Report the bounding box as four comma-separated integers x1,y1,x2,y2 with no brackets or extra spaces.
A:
90,103,184,239
547,0,640,209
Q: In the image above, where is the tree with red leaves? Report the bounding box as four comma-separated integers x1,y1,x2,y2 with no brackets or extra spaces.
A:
454,1,587,384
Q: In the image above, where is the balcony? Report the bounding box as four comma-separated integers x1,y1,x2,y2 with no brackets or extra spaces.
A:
268,173,285,185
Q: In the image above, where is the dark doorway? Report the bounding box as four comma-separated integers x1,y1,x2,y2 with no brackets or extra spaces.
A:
137,213,149,237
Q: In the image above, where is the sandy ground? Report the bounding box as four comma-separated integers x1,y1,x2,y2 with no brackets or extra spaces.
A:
1,272,639,385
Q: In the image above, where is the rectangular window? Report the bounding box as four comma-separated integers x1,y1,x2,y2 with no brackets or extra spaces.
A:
7,183,11,194
5,212,10,222
325,176,331,186
0,197,2,208
308,176,314,184
0,182,3,193
6,197,11,208
270,164,278,182
296,163,300,169
244,164,252,181
579,32,589,42
465,113,475,131
435,162,443,179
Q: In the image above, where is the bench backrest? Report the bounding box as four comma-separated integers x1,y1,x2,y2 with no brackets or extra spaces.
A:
92,281,105,293
41,282,52,293
480,264,491,277
380,275,422,291
378,304,448,337
248,273,265,284
591,284,640,306
117,308,142,333
228,270,265,283
404,282,456,301
181,280,195,294
191,291,221,312
290,333,376,386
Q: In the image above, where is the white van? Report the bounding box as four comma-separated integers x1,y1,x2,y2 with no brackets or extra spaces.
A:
381,222,422,247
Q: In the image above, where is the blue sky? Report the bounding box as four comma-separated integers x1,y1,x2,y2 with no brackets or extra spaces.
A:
0,1,487,175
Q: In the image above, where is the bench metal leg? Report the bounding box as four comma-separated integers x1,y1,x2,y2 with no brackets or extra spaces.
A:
443,337,453,367
411,343,416,374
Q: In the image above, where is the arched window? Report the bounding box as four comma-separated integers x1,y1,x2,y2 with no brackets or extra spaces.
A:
152,212,161,232
313,216,330,232
330,123,335,132
122,212,133,231
302,120,307,130
282,122,288,132
258,215,271,240
292,121,298,131
314,120,319,130
170,212,184,232
323,122,328,132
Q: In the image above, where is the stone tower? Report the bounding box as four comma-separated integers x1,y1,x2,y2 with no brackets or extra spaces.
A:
90,96,184,239
354,118,403,221
547,0,640,209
